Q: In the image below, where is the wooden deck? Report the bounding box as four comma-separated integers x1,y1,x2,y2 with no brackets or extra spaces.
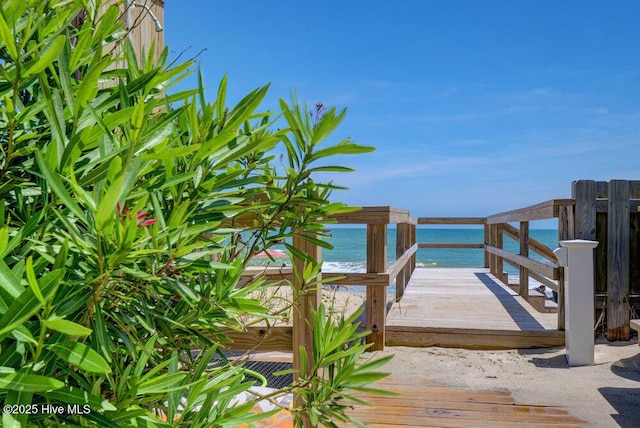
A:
386,268,565,349
345,376,584,427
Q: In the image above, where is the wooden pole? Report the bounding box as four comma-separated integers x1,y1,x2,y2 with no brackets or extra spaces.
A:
519,221,529,297
410,223,416,273
396,223,410,301
570,180,597,333
607,180,630,340
557,203,575,331
292,233,321,425
484,222,490,268
496,224,506,284
366,223,387,351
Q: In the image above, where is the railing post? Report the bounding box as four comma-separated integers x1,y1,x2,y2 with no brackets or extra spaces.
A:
557,203,575,331
410,223,416,274
292,233,321,424
366,223,387,351
519,221,529,297
554,240,598,366
396,223,410,301
496,224,506,284
488,224,496,276
607,180,631,341
484,221,490,268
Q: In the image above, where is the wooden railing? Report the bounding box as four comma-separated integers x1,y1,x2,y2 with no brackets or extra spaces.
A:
485,199,575,330
228,179,640,361
230,207,417,353
327,207,418,350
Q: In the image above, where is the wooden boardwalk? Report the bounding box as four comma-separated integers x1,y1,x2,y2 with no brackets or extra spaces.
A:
386,268,565,349
345,376,584,427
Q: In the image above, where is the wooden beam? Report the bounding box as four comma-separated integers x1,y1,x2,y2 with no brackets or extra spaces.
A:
395,224,412,300
330,206,416,225
418,217,486,225
322,272,389,287
223,327,293,351
239,266,294,288
366,224,387,351
519,221,529,297
486,199,575,224
418,243,484,249
291,233,321,420
501,223,557,262
607,180,630,340
485,245,559,280
388,243,418,286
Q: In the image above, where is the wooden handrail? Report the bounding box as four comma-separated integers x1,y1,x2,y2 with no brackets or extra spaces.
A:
323,272,390,287
419,217,485,225
485,245,560,280
501,223,557,263
330,206,417,225
486,199,574,224
388,243,418,283
419,243,484,249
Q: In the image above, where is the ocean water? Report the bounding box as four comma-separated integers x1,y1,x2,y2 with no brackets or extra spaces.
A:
322,227,558,273
264,228,559,294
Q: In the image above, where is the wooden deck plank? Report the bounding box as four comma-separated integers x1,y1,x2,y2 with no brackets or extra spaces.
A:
345,376,584,427
385,268,564,349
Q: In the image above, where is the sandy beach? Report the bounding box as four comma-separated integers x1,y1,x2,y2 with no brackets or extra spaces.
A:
374,340,640,427
327,288,640,427
247,288,640,426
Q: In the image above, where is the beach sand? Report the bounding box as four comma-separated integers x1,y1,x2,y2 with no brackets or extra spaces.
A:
246,288,640,426
376,340,640,427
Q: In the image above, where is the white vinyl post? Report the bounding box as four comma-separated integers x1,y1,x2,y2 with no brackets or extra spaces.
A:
553,240,599,366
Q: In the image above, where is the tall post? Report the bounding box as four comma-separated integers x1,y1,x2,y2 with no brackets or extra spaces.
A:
396,223,410,301
496,224,506,284
366,224,387,351
519,221,529,297
607,180,630,340
554,240,599,366
484,222,490,268
557,203,575,331
410,223,417,274
292,233,321,424
489,224,496,276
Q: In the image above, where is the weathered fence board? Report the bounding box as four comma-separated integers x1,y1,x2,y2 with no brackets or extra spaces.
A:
607,180,630,340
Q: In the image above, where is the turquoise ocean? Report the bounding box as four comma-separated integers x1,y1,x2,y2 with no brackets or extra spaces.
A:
319,227,559,294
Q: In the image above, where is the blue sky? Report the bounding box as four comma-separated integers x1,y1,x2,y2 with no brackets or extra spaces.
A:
163,1,640,221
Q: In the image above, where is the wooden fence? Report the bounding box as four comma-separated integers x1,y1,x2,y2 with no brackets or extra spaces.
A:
571,180,640,340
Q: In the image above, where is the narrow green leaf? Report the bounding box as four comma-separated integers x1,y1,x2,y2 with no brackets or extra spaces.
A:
137,373,187,395
0,372,64,392
25,257,45,306
0,287,45,341
45,317,93,337
0,225,8,255
35,150,88,224
1,199,44,259
130,98,145,141
92,304,113,363
47,341,112,374
140,144,201,161
43,385,117,411
0,259,23,314
0,10,17,60
95,158,140,230
75,56,111,114
25,35,65,76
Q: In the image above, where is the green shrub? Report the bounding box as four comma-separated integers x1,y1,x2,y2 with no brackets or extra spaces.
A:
0,1,387,426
